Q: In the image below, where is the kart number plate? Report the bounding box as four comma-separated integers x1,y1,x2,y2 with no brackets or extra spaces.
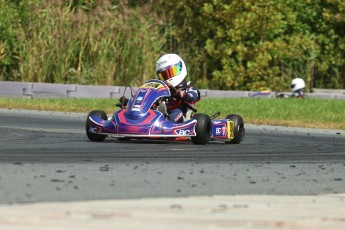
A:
227,120,234,139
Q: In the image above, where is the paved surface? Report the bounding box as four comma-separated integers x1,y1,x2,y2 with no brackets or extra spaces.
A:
0,108,344,229
0,194,345,230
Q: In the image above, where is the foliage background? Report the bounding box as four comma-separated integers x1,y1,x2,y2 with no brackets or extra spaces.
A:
0,0,344,92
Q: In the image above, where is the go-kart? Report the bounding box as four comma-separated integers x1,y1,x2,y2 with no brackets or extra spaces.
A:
86,79,245,145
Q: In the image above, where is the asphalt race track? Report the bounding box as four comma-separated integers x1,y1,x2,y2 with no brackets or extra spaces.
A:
0,108,344,204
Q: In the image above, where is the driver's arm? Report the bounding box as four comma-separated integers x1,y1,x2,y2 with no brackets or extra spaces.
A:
181,88,200,103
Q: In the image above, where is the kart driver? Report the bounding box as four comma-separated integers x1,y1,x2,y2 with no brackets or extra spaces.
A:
290,77,305,98
277,77,305,98
156,53,201,123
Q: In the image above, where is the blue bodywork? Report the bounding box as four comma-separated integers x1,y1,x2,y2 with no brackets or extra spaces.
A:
88,79,235,141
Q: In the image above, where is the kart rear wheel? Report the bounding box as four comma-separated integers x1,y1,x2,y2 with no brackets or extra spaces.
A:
225,114,245,144
191,114,212,145
86,110,107,142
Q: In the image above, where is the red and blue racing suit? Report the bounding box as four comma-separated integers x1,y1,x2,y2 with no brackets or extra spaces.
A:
167,85,200,123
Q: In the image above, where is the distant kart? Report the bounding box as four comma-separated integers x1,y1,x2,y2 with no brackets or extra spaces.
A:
86,79,245,145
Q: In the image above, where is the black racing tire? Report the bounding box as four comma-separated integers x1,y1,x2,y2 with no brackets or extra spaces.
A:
191,113,212,145
86,110,108,142
225,114,245,144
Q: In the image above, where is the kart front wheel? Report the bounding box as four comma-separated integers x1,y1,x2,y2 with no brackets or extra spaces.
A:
191,114,212,145
86,110,108,142
225,114,245,144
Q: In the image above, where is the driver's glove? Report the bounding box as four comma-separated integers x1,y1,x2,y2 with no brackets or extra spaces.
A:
176,89,186,100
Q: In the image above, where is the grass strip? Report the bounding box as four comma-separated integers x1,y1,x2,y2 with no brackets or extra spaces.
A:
0,97,344,130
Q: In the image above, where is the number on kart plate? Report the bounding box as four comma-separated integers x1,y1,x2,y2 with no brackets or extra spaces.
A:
143,82,163,89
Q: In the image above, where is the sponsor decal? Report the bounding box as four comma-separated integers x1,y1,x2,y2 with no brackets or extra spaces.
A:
137,96,143,101
175,113,183,122
176,130,191,136
89,127,98,133
137,89,148,95
215,126,227,136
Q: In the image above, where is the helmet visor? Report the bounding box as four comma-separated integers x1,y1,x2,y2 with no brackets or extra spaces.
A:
156,61,182,81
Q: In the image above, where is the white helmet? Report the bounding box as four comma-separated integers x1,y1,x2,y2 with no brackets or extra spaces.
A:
290,78,305,92
155,54,187,87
